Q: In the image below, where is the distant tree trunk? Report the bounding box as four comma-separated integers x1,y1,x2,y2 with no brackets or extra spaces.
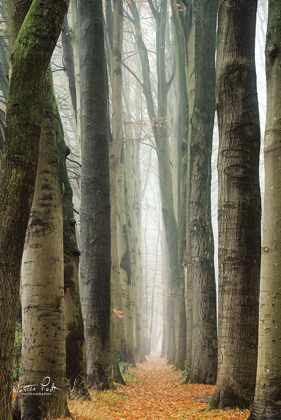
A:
134,112,145,364
62,16,77,123
161,231,169,359
143,210,150,355
0,1,68,418
171,1,189,369
70,0,82,161
55,98,88,397
155,0,180,365
161,273,167,359
129,0,180,365
110,0,136,365
62,12,81,182
123,80,145,362
187,0,218,384
123,163,137,364
208,0,261,410
249,2,281,418
108,0,126,363
79,0,113,389
148,230,160,354
17,70,70,420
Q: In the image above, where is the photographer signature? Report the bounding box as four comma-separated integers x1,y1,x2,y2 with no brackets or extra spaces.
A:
13,377,62,395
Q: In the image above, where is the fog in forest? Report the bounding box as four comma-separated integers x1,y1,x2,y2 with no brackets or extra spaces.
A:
0,0,278,418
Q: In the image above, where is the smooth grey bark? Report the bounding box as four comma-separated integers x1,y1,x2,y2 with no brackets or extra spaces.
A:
62,15,77,123
17,70,70,420
208,0,261,410
79,0,113,389
249,2,281,418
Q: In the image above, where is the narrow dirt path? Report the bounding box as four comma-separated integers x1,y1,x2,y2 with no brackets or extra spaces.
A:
68,355,250,419
110,354,214,419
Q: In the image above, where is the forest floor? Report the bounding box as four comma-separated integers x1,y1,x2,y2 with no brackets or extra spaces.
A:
61,354,250,420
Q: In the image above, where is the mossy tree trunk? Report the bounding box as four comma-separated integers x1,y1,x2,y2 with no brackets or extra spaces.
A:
79,0,113,389
208,0,261,410
249,2,281,418
0,1,69,418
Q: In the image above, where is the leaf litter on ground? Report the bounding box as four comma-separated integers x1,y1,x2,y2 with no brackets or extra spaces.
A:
15,354,249,419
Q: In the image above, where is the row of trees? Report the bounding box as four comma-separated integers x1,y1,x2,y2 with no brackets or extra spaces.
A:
0,0,279,419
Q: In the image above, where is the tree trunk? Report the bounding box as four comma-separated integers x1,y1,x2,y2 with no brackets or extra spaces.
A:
62,16,77,123
208,0,261,410
61,13,81,188
109,0,125,362
55,99,88,398
110,0,136,365
79,0,113,389
70,0,82,162
148,230,160,354
171,1,189,370
123,81,145,362
249,2,281,418
0,1,68,418
0,0,8,101
17,70,70,420
59,8,88,398
188,0,218,384
161,232,169,358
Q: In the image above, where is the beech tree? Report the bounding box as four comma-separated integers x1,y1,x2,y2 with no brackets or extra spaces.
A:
170,0,190,368
57,94,88,397
250,1,281,418
111,0,136,366
186,0,218,384
209,0,261,410
16,69,70,419
61,12,88,396
79,0,113,389
123,71,145,362
0,1,69,418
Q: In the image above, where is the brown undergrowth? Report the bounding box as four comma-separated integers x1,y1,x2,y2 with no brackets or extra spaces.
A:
16,355,250,419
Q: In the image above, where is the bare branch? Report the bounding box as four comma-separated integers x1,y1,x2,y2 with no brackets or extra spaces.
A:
122,61,144,89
